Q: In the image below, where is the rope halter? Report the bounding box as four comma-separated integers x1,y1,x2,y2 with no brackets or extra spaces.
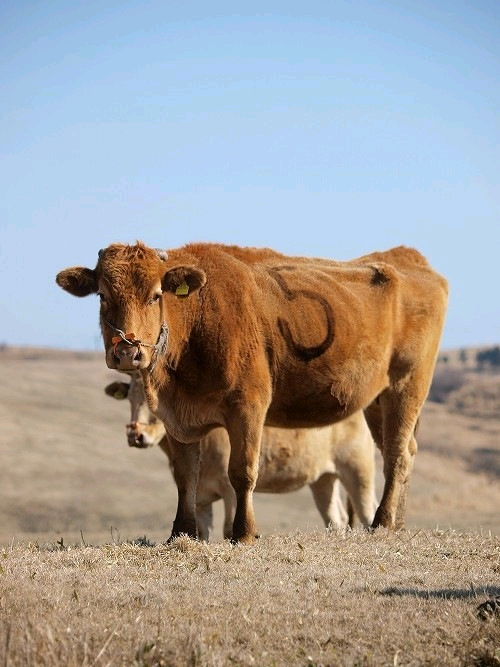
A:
104,319,169,373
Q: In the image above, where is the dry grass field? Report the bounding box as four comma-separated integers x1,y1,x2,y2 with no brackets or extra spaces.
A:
1,345,500,665
2,530,500,666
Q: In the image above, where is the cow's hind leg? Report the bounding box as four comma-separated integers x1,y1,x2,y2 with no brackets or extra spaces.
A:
337,461,377,529
347,497,355,528
309,474,348,529
196,503,213,542
168,440,201,541
368,388,421,531
220,480,237,540
394,431,417,528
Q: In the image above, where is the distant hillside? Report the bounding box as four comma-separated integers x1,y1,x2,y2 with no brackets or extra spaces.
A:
430,343,500,419
436,344,500,372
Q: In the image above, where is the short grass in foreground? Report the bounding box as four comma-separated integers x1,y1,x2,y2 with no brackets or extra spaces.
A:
2,528,500,666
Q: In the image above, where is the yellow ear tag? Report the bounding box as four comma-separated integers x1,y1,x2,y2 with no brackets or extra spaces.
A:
175,281,189,297
113,390,126,400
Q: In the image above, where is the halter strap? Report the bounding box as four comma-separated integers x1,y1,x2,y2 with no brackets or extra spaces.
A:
104,318,169,373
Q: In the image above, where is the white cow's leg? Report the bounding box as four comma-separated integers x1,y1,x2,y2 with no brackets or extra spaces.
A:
337,460,377,529
220,480,237,540
196,503,213,542
168,440,201,540
309,474,347,528
346,497,355,528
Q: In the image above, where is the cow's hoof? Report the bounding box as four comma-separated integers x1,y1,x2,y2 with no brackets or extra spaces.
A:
230,534,257,546
165,533,198,544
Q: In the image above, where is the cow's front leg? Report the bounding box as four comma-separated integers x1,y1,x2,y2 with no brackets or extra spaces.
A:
226,412,265,545
167,439,201,540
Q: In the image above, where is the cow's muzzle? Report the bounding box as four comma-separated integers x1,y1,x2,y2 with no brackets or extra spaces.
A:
126,422,155,448
113,338,143,369
104,320,169,373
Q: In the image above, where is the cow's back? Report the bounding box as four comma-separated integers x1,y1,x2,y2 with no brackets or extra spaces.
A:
256,412,373,492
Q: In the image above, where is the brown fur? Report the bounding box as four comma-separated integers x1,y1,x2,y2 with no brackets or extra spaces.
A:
105,374,377,540
57,241,448,543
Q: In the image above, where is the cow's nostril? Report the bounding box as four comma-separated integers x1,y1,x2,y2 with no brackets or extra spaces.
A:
118,345,140,359
128,433,142,447
126,422,146,447
113,344,143,369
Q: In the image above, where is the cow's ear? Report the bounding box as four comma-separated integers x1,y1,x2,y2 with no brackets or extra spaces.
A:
104,381,130,400
56,267,97,297
162,266,207,297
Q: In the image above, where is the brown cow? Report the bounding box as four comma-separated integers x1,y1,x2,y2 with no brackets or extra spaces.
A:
56,242,448,543
105,373,378,540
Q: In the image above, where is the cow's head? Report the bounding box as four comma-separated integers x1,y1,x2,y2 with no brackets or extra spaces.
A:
56,242,206,372
104,373,166,448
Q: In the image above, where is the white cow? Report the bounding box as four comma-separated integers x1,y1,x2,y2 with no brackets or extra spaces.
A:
105,374,378,540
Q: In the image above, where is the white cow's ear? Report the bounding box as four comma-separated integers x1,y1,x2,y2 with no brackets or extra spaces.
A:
56,267,97,297
162,266,207,297
104,382,130,400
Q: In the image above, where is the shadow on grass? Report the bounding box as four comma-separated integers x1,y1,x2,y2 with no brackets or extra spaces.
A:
380,586,500,600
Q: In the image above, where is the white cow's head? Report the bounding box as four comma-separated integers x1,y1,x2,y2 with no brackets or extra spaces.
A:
104,373,166,448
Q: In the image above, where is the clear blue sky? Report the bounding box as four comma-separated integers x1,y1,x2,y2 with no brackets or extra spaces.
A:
1,0,498,351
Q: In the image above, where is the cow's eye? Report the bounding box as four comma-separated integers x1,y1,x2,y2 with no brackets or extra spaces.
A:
148,293,162,305
97,292,108,305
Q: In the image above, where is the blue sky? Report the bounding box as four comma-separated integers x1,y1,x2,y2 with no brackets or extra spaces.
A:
1,0,498,351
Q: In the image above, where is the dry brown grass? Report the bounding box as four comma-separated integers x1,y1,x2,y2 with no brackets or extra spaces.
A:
2,345,500,665
1,530,500,666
